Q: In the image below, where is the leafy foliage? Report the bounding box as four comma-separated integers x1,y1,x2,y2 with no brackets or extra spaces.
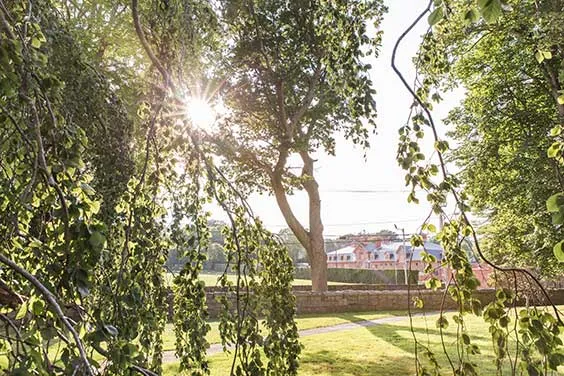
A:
393,0,564,374
0,1,300,375
208,0,387,291
424,0,564,277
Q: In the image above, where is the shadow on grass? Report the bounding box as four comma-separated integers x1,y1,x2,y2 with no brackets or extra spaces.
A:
300,349,414,375
360,323,506,375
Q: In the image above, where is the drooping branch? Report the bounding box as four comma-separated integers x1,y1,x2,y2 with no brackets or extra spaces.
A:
391,0,563,325
131,0,172,90
0,253,93,375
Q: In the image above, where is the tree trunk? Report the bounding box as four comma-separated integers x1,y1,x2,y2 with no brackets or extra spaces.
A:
270,145,329,292
308,224,328,292
301,151,327,292
271,168,328,291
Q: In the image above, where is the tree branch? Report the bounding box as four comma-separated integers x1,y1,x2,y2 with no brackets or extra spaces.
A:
271,146,310,250
0,253,93,375
289,67,323,132
131,0,173,90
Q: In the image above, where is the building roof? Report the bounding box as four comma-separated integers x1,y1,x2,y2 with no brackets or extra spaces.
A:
363,242,379,251
376,241,443,261
327,245,356,256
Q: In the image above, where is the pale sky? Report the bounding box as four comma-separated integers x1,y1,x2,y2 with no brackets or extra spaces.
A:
211,1,464,238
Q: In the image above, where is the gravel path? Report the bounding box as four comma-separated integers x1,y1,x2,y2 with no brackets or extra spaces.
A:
161,314,416,363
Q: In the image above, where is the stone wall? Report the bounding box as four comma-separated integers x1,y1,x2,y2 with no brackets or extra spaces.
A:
202,284,427,293
169,288,564,319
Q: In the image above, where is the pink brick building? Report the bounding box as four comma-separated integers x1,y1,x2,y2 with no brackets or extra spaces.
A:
326,240,493,287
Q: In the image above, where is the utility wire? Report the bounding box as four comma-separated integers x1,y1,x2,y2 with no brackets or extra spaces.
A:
319,189,422,193
264,218,431,228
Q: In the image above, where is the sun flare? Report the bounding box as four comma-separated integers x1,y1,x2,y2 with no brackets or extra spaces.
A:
184,97,216,131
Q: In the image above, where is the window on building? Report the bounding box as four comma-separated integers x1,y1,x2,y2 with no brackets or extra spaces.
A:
346,255,351,261
340,256,344,261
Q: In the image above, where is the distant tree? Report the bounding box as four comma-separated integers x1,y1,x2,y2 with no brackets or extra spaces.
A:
277,228,307,265
214,0,386,291
374,229,400,242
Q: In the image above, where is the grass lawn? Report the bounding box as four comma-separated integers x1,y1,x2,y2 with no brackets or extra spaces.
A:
165,272,356,287
163,309,564,375
162,310,403,351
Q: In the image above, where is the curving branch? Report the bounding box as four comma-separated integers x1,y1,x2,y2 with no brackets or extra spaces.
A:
391,0,563,325
131,0,173,90
0,253,93,375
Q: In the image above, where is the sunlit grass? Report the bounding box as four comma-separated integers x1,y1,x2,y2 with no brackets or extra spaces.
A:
165,272,356,287
163,308,564,375
162,310,403,351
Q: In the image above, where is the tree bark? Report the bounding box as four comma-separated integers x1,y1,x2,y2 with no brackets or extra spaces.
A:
300,151,327,292
270,147,328,292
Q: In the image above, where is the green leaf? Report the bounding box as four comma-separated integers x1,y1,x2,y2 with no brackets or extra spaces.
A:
16,302,27,320
89,231,106,251
434,140,449,153
436,316,449,329
428,7,444,26
425,277,441,290
546,193,564,212
478,0,502,23
32,299,44,315
543,51,553,60
535,51,544,63
80,182,96,196
553,240,564,262
548,142,561,158
461,333,471,345
31,38,41,49
558,95,564,105
462,226,472,237
464,8,480,24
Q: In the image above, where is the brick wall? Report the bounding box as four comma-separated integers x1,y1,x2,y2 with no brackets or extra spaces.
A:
169,288,564,319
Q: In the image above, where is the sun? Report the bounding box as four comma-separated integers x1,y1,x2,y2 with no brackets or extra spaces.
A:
184,97,216,131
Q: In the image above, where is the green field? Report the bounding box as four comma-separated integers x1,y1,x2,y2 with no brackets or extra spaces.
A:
162,310,403,351
163,309,564,375
166,272,355,287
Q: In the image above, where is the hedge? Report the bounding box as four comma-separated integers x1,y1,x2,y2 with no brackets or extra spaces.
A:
294,267,418,285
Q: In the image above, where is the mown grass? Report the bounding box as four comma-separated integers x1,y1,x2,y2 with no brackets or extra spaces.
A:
165,272,356,287
162,310,403,351
163,309,564,375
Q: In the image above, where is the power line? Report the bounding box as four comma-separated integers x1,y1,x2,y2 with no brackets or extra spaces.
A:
320,189,420,193
264,218,428,228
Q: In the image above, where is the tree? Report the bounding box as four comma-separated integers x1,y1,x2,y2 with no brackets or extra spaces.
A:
277,228,307,265
213,0,386,291
0,1,300,374
417,0,564,278
392,1,564,374
374,229,400,242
